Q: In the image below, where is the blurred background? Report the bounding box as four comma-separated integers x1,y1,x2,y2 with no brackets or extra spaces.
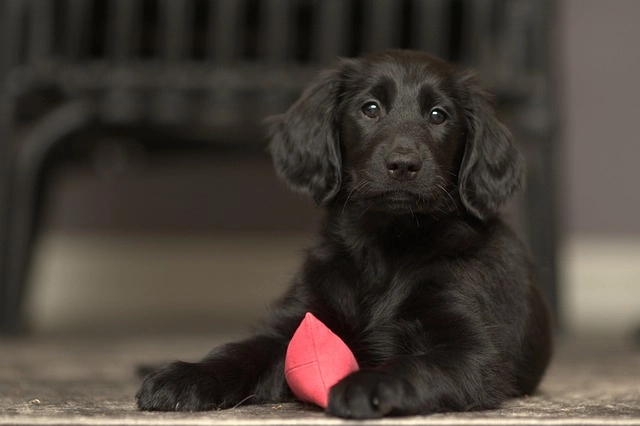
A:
0,0,638,337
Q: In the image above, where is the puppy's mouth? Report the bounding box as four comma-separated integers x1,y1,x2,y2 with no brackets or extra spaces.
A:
367,190,426,213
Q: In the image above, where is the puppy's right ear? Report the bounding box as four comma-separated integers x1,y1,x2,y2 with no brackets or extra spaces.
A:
268,64,346,205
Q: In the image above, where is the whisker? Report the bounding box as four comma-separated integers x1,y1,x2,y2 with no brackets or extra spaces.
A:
425,187,440,221
342,180,368,213
359,204,373,219
435,178,461,217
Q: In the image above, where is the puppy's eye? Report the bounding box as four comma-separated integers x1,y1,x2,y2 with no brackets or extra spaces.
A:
361,101,381,119
429,108,447,124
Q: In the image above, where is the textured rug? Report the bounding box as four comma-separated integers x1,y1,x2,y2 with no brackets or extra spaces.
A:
1,334,639,425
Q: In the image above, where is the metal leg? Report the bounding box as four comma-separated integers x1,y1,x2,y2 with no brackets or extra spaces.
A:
0,172,20,334
0,94,19,333
0,100,95,334
523,127,559,329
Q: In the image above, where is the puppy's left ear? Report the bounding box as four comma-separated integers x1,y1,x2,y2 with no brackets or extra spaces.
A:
457,73,526,220
268,63,349,205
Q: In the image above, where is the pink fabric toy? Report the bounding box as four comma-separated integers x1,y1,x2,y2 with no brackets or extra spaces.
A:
284,312,359,408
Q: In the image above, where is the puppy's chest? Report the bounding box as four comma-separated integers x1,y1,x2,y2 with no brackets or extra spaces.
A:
346,310,428,367
336,277,430,367
314,240,441,365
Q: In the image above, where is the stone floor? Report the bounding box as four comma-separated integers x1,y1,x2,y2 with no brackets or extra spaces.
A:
1,334,639,425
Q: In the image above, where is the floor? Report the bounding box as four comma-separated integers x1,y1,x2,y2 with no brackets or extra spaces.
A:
7,219,640,425
1,334,639,425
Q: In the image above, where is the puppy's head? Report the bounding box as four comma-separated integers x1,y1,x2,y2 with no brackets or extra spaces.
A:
269,50,525,220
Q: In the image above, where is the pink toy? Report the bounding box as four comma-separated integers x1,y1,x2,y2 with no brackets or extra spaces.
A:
284,312,359,408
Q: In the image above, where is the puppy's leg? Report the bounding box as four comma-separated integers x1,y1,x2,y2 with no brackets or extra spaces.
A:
327,306,516,419
327,350,508,419
136,335,290,411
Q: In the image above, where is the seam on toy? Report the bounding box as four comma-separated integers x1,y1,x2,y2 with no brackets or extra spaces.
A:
308,316,329,395
285,360,319,373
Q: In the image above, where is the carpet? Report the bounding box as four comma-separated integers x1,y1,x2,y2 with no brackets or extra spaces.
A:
1,334,639,425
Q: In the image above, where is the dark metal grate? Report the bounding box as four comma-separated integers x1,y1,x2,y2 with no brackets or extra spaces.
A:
3,0,545,79
0,0,546,136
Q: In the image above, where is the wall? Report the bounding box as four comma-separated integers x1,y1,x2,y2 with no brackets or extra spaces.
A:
559,0,640,334
562,0,640,235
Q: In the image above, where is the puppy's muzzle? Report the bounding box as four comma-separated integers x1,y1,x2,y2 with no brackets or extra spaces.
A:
385,148,422,182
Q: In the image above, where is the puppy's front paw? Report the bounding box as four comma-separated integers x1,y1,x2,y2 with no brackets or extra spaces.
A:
327,371,410,419
136,361,224,411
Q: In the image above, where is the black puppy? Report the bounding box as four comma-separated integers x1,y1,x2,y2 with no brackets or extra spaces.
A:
136,50,553,419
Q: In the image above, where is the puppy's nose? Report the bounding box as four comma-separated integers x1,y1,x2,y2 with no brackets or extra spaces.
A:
386,151,422,181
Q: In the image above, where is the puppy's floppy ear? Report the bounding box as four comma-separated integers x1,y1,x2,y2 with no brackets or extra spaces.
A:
457,73,526,220
268,64,347,205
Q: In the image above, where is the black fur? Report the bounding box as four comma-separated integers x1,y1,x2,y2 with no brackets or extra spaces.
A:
136,50,553,419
